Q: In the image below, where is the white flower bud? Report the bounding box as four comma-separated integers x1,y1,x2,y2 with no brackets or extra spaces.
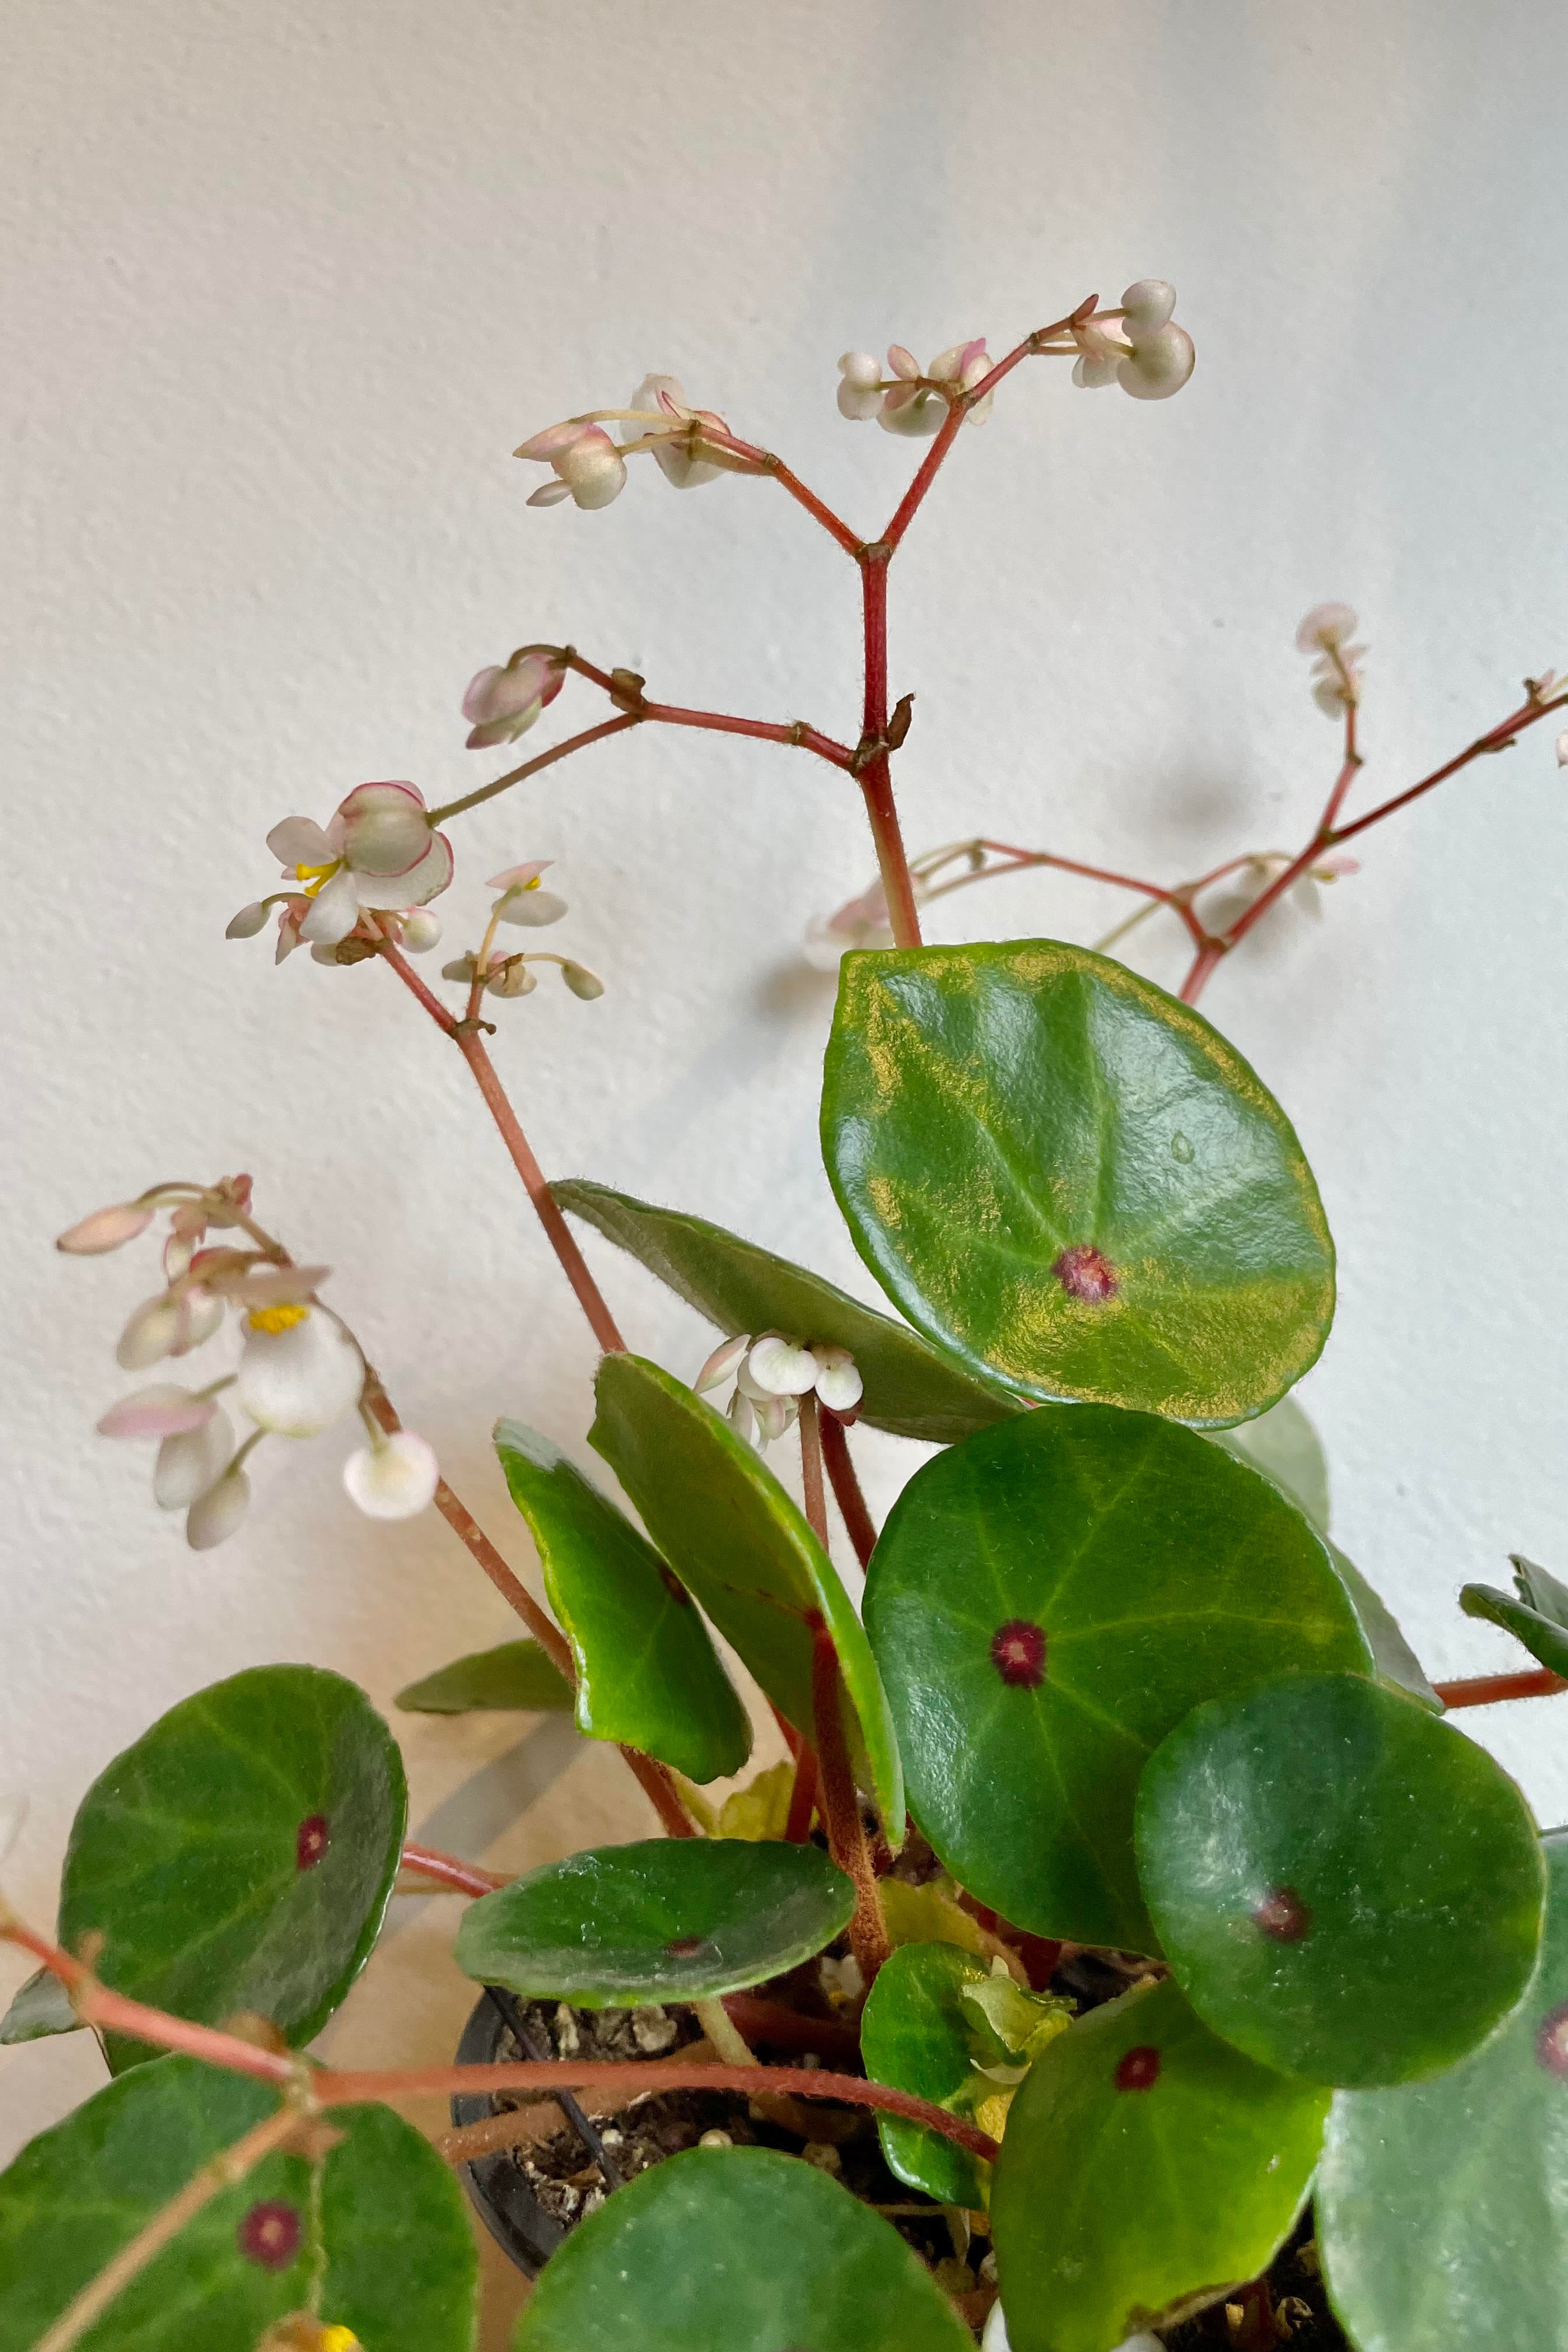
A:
155,1409,236,1509
116,1293,184,1371
695,1334,751,1394
754,1393,798,1446
1118,324,1195,401
556,426,628,510
560,960,604,1000
1296,603,1359,654
57,1202,155,1256
838,352,881,389
186,1464,251,1550
226,901,270,940
1121,280,1177,334
811,1346,863,1414
496,886,568,927
727,1388,757,1446
400,908,442,953
746,1335,820,1397
487,958,538,998
343,1430,439,1520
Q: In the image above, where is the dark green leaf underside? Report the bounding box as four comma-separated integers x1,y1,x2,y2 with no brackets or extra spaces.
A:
495,1419,751,1783
514,2145,972,2352
394,1639,575,1715
865,1404,1370,1950
821,940,1335,1424
552,1178,1021,1444
454,1838,856,2006
0,2054,477,2352
58,1665,406,2074
1135,1672,1545,2086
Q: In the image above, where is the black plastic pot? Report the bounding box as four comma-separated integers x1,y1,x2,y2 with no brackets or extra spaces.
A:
452,1992,565,2278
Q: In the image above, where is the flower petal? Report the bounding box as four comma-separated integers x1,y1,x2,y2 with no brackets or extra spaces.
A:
342,1430,439,1520
155,1409,236,1508
116,1293,184,1371
186,1464,251,1550
811,1346,864,1414
487,859,554,891
57,1201,154,1255
559,960,604,999
99,1384,217,1440
745,1335,820,1397
335,780,432,878
298,866,362,945
514,419,593,462
237,1307,363,1438
694,1334,750,1394
266,817,336,868
495,886,567,927
355,830,453,911
1296,603,1359,655
527,480,573,508
226,901,270,940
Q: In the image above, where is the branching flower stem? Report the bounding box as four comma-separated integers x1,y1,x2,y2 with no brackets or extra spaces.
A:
0,1921,997,2166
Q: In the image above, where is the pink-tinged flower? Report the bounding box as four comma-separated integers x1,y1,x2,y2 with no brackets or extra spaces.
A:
342,1429,439,1520
115,1285,224,1370
462,647,566,750
625,375,729,489
1296,604,1367,715
246,782,454,953
874,341,994,436
803,877,898,970
516,422,628,510
97,1383,218,1440
490,859,568,928
56,1201,155,1255
1072,283,1195,402
696,1334,864,1450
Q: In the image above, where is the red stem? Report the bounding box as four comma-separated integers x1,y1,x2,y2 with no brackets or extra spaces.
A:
858,562,923,949
621,1748,701,1838
1434,1668,1568,1709
427,713,643,826
691,426,864,558
811,1623,891,1982
783,1737,820,1842
722,1992,857,2063
818,1412,877,1570
400,1843,507,1896
564,653,852,771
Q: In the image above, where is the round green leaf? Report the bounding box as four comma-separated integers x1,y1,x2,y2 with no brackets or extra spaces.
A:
991,1977,1328,2352
59,1665,406,2073
395,1639,575,1715
864,1405,1370,1950
859,1940,996,2207
1461,1551,1568,1677
552,1178,1021,1443
589,1353,904,1835
494,1419,751,1783
453,1837,856,2006
0,2054,477,2352
821,940,1335,1424
514,2144,972,2352
1135,1671,1545,2085
1318,1829,1568,2350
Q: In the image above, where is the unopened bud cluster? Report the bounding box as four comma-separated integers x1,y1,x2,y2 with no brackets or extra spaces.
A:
694,1333,863,1450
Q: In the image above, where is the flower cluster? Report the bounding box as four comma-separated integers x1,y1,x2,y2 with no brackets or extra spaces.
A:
834,341,995,436
57,1180,438,1548
694,1332,863,1450
1070,282,1195,402
440,859,604,1003
228,783,453,964
515,374,734,512
1296,603,1367,715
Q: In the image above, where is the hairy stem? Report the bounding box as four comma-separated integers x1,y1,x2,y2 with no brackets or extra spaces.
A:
858,562,922,949
398,1843,508,1896
693,1997,758,2067
426,712,643,826
1433,1667,1568,1708
818,1412,878,1570
783,1738,820,1842
810,1623,891,1983
564,653,853,771
30,2105,302,2352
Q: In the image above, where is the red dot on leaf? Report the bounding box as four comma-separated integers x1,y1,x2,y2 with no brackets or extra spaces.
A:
1052,1245,1119,1304
1253,1887,1312,1943
1115,2045,1161,2092
239,2199,302,2271
991,1620,1047,1689
1536,2001,1568,2080
666,1937,706,1959
296,1815,329,1871
659,1566,692,1606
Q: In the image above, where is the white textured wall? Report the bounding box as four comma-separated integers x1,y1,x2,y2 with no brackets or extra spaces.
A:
5,0,1567,2287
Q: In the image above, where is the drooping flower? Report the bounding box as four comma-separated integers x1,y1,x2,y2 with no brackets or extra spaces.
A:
836,342,995,436
1072,283,1195,402
342,1429,439,1519
462,646,566,750
236,1305,365,1440
1296,604,1367,715
692,1334,863,1448
625,375,730,489
515,376,735,510
489,860,568,926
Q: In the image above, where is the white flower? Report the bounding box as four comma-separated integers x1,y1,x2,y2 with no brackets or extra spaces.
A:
745,1336,821,1396
342,1429,439,1520
625,376,729,489
694,1334,751,1393
115,1285,224,1370
186,1463,251,1551
878,341,994,436
236,1305,364,1438
1072,283,1194,401
810,1346,863,1414
384,905,442,953
463,647,566,750
489,860,568,926
835,352,884,421
515,420,629,510
153,1408,236,1510
1296,603,1367,715
245,783,454,953
696,1334,863,1447
56,1200,156,1255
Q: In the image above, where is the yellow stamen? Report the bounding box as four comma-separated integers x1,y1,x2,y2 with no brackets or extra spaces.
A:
318,2329,360,2352
293,859,340,899
247,1303,310,1334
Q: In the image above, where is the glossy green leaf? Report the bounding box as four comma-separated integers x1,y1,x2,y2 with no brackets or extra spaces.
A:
991,1977,1328,2352
859,1941,996,2207
1135,1671,1545,2085
552,1178,1020,1443
0,2053,477,2352
864,1404,1370,1950
821,940,1335,1424
454,1837,855,2006
1210,1401,1440,1708
514,2144,971,2352
1461,1551,1568,1676
1318,1828,1568,2350
394,1638,575,1715
0,1966,79,2045
494,1419,751,1783
58,1665,406,2073
589,1353,904,1833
